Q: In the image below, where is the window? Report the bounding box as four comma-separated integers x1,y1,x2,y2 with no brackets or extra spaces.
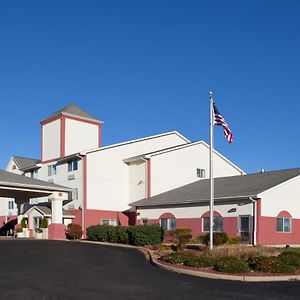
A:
48,164,57,176
197,168,205,178
160,218,176,230
101,219,118,226
276,217,291,232
203,216,223,232
68,160,78,172
30,170,38,179
8,201,14,210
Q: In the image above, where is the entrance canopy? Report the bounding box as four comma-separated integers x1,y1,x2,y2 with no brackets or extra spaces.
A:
0,169,71,200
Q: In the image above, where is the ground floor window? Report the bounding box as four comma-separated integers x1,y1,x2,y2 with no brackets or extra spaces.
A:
276,217,291,232
203,216,223,232
33,217,42,228
101,219,118,226
160,218,176,230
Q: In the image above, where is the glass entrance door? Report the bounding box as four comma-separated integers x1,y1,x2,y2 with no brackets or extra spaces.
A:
239,215,250,242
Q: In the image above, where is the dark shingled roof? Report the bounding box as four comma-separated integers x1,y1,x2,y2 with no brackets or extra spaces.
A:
13,156,40,170
130,168,300,208
44,104,100,122
0,169,70,192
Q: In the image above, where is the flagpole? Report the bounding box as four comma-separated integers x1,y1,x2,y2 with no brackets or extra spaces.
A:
209,91,214,251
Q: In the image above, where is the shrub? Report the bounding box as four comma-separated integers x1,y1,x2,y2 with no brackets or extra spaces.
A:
16,227,23,233
248,256,296,273
86,224,163,246
40,217,48,229
20,218,26,229
202,232,228,246
160,252,195,264
227,236,243,245
213,257,250,273
107,226,118,243
184,255,215,268
86,225,98,241
66,223,83,240
117,226,129,244
175,228,192,251
190,235,206,244
127,224,163,246
277,252,300,268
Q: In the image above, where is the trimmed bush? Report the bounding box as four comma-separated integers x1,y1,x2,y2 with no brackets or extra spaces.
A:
248,256,296,273
160,252,195,264
86,224,163,246
213,257,250,274
127,224,163,246
184,255,215,268
66,223,83,240
40,217,48,229
20,218,26,229
202,232,228,246
175,228,192,251
278,253,300,268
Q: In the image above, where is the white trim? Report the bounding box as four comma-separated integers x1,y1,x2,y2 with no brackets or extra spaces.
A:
257,174,300,198
81,131,190,155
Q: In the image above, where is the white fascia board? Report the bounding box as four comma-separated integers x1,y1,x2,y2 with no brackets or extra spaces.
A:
84,131,190,155
257,174,300,198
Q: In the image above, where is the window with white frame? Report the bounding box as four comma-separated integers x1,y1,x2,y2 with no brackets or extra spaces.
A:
276,217,291,232
30,169,38,179
101,219,118,226
197,168,205,178
203,216,223,232
48,164,57,176
68,160,78,172
160,218,176,231
8,200,14,210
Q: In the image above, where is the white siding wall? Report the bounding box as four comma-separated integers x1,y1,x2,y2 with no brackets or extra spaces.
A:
65,119,99,156
128,161,147,203
150,143,243,196
137,203,253,220
259,176,300,218
26,160,84,209
87,133,188,211
42,119,61,161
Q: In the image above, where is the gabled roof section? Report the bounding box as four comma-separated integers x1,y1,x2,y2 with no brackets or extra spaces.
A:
130,168,300,208
0,169,71,192
13,156,40,171
23,205,74,217
41,104,102,123
123,141,244,174
83,131,190,155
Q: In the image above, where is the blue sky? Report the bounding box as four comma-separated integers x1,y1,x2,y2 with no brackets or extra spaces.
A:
0,0,299,173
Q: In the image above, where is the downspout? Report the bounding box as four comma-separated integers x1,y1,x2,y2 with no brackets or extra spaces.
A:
249,197,257,245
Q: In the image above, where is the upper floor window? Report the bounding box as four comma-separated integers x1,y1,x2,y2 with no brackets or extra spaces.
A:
8,200,14,210
197,168,205,178
48,164,57,176
30,170,38,179
68,160,78,172
276,217,291,233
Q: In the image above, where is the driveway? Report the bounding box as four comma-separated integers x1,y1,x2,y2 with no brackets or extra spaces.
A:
0,240,300,300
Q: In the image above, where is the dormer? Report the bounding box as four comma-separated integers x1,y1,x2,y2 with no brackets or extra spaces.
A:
40,104,103,162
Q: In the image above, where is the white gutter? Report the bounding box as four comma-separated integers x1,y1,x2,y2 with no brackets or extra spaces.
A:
249,197,257,245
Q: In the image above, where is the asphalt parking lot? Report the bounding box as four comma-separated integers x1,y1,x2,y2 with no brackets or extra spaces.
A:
0,239,300,300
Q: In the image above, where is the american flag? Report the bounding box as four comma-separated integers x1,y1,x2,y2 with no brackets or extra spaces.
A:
213,103,233,143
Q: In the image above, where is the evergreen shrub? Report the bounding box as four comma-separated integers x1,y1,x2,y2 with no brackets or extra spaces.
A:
248,256,296,273
175,228,192,251
20,218,26,229
40,217,48,229
202,232,228,246
213,257,250,273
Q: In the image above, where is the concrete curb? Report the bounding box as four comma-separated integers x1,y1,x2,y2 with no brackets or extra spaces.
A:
148,251,300,282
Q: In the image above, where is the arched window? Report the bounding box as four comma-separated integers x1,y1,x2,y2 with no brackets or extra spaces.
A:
201,211,223,232
276,211,292,233
159,213,176,231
